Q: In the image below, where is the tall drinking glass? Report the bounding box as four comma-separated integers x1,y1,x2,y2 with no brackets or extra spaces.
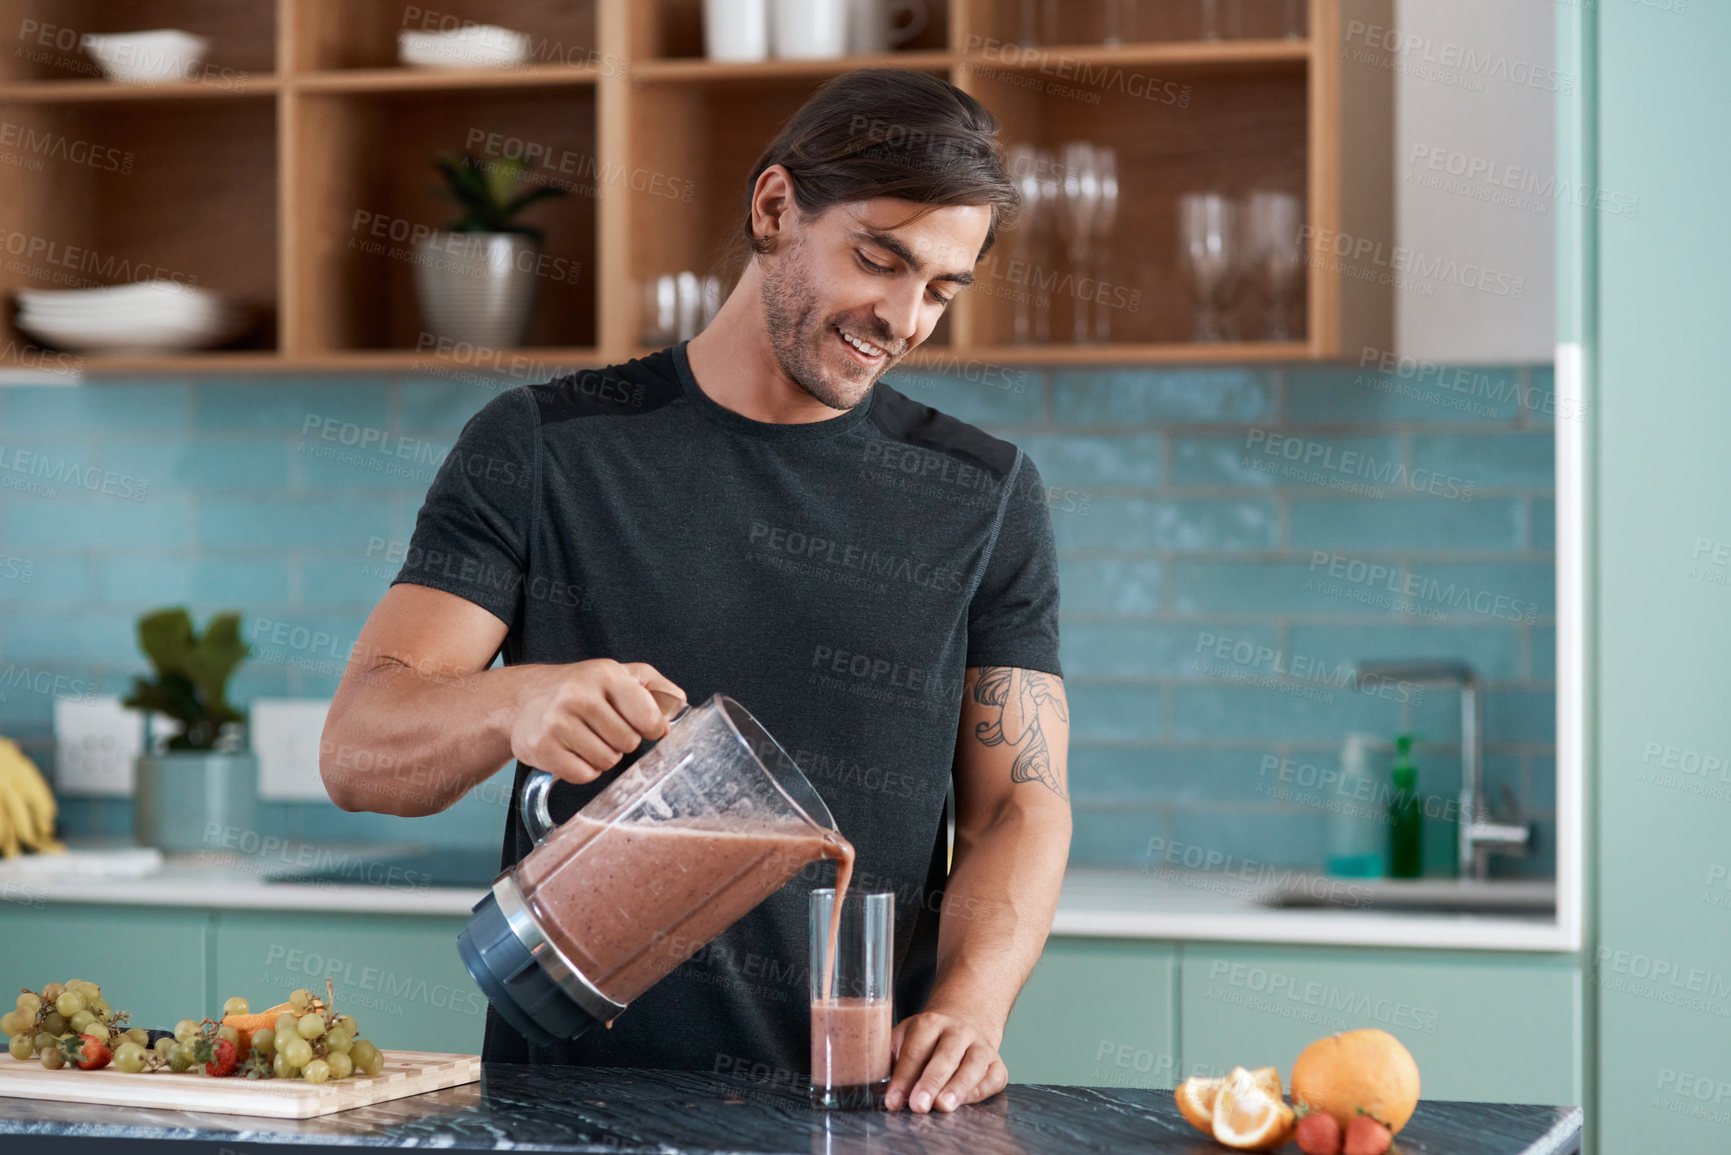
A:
1244,189,1303,340
809,888,893,1109
1057,141,1102,344
1179,192,1238,342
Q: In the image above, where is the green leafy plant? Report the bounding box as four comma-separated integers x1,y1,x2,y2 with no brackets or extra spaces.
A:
122,608,250,751
431,151,566,243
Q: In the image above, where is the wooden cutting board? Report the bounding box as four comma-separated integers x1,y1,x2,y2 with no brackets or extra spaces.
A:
0,1048,480,1119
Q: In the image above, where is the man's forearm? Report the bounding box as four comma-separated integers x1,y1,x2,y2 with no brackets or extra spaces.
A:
321,660,534,817
923,800,1072,1042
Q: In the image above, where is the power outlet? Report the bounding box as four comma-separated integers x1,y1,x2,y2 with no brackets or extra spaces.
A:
53,697,144,796
252,698,332,802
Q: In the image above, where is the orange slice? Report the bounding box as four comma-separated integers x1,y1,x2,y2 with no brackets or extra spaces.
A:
1212,1066,1298,1151
1175,1075,1224,1134
1174,1066,1284,1136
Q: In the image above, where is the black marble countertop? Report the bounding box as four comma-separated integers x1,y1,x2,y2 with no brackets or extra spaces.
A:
0,1065,1584,1155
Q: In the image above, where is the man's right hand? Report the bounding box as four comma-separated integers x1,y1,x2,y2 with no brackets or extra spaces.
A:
511,659,686,785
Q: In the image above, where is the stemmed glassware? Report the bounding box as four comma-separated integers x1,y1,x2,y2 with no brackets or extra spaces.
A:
1057,142,1103,344
1244,189,1304,341
1005,144,1050,344
1178,192,1237,342
1091,148,1120,341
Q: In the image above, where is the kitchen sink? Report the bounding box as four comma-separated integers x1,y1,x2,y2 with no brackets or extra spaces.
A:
266,848,502,890
1252,874,1556,914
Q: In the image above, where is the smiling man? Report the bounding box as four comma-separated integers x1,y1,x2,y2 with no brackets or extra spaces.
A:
321,69,1071,1114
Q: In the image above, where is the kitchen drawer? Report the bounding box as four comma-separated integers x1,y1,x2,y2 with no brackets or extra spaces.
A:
0,905,211,1029
210,911,483,1055
1179,944,1582,1106
999,938,1179,1088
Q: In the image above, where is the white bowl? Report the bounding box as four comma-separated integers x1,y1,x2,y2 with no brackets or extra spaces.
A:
398,26,530,70
14,283,251,352
82,29,211,85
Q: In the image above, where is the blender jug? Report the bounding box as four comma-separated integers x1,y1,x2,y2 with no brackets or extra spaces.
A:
457,693,849,1045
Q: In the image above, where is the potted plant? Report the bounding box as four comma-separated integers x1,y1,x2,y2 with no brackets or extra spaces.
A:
122,608,256,852
413,151,567,349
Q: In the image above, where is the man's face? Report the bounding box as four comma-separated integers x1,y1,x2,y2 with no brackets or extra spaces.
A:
758,198,991,411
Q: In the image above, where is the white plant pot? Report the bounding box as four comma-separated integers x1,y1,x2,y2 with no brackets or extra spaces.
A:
412,232,541,349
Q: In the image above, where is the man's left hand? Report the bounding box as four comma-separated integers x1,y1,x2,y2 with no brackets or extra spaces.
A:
883,1009,1009,1113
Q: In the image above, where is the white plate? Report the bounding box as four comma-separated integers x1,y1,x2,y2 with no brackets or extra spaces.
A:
398,26,529,69
82,29,210,85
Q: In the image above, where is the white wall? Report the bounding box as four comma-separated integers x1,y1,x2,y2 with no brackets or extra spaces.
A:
1394,0,1555,363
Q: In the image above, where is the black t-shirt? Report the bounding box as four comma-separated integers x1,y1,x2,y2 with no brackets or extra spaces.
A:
393,342,1061,1076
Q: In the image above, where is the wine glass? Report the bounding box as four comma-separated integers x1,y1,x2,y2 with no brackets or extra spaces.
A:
1092,147,1120,341
1179,192,1238,342
1006,144,1041,344
1245,189,1303,340
1200,0,1221,41
1057,142,1103,344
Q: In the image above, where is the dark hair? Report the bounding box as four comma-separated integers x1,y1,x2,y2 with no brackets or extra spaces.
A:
734,69,1019,273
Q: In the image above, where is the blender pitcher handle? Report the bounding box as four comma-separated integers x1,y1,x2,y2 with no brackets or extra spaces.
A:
518,690,691,845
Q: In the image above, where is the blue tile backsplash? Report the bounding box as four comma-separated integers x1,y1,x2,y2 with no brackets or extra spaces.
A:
0,361,1556,878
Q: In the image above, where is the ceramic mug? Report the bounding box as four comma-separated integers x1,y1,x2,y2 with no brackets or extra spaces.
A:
773,0,848,59
704,0,769,61
848,0,927,55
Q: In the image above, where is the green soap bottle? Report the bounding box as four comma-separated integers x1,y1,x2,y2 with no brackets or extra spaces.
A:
1388,733,1423,878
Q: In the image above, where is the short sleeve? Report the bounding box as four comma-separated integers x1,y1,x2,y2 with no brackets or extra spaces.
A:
391,387,539,626
967,451,1062,675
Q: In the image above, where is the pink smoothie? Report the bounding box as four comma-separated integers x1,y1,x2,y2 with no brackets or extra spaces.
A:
810,997,893,1088
517,814,852,1006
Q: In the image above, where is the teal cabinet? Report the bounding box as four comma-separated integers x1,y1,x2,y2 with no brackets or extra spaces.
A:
0,905,212,1030
1180,945,1581,1107
999,938,1179,1089
210,911,481,1055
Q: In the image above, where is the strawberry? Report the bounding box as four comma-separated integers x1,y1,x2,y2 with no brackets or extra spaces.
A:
59,1033,111,1071
193,1037,240,1077
1343,1114,1393,1155
1295,1110,1344,1155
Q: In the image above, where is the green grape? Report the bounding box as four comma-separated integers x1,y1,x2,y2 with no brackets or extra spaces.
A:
251,1028,277,1056
288,989,314,1012
173,1019,200,1043
15,993,41,1017
39,983,64,1003
154,1037,177,1060
216,1025,240,1046
125,1028,149,1048
303,1059,330,1085
114,1043,148,1074
334,1015,359,1037
8,1033,34,1060
350,1040,383,1077
295,1014,325,1040
89,999,113,1020
0,1010,22,1036
53,991,85,1018
39,1046,64,1070
68,1011,96,1033
325,1051,354,1080
33,1033,55,1053
281,1035,313,1067
324,1028,351,1054
274,1013,299,1038
40,1012,65,1036
272,1051,296,1079
167,1044,195,1073
70,981,99,998
222,997,250,1017
83,1024,110,1046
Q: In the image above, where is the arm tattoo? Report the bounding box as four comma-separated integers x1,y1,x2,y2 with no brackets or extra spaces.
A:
971,667,1068,800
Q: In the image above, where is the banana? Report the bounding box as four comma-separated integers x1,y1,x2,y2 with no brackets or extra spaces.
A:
0,737,61,857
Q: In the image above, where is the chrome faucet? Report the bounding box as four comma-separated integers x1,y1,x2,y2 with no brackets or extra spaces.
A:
1352,660,1530,881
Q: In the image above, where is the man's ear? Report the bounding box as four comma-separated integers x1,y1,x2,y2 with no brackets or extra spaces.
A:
750,165,798,253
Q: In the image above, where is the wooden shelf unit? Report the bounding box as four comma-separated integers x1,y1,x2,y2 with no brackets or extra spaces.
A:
0,0,1390,375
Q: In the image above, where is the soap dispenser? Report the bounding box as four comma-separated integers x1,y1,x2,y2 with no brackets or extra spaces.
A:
1326,732,1384,877
1388,733,1423,878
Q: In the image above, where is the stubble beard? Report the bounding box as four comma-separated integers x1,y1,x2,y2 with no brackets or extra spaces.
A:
759,241,887,412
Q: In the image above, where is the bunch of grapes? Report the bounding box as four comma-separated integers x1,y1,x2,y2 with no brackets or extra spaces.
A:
217,985,384,1083
1,980,150,1072
2,980,386,1082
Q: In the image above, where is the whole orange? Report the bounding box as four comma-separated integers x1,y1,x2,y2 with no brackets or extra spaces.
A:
1289,1029,1420,1135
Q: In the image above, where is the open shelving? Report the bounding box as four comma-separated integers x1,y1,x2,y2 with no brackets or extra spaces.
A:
0,0,1391,375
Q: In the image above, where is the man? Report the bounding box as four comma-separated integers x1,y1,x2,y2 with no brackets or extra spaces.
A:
321,69,1070,1115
